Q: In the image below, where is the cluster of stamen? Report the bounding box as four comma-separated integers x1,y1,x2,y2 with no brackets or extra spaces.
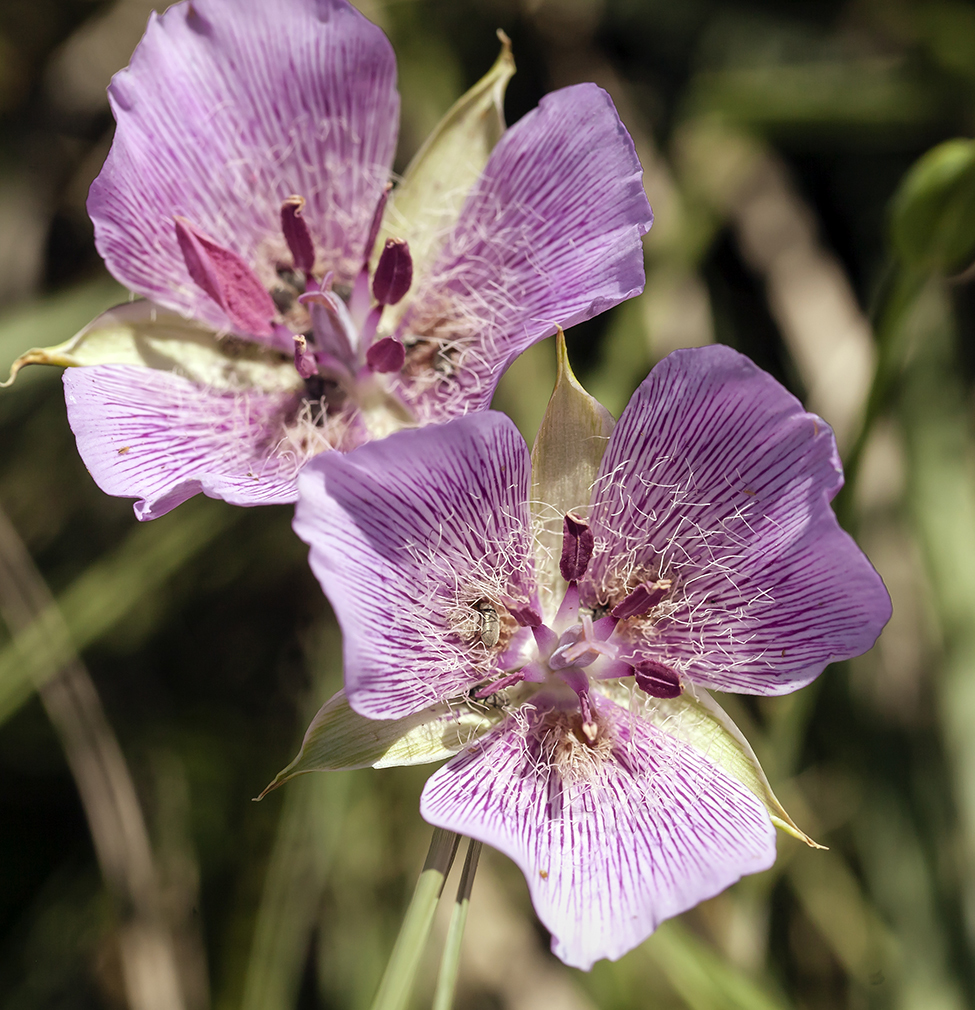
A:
172,186,417,426
462,512,684,750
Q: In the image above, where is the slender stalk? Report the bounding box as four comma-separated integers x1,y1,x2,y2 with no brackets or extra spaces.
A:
835,264,925,523
0,505,189,1010
432,839,482,1010
368,828,460,1010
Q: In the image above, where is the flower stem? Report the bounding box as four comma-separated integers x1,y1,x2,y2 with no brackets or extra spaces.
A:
432,839,482,1010
368,828,460,1010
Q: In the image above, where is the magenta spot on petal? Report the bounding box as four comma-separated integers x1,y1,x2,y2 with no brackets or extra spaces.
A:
174,217,275,337
281,195,315,274
559,513,594,582
372,238,413,306
366,336,406,373
631,660,682,699
611,580,670,620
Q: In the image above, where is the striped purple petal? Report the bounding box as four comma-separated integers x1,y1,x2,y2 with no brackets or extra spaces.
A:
391,83,652,424
63,365,305,518
89,0,398,337
293,412,537,720
583,345,892,695
420,689,776,969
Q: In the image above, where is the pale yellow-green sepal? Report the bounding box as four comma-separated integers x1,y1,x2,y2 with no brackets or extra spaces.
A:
600,680,822,848
377,32,515,322
1,300,301,395
529,328,615,621
259,689,502,797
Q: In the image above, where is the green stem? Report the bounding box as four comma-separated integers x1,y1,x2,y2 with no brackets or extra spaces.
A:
432,839,482,1010
368,828,460,1010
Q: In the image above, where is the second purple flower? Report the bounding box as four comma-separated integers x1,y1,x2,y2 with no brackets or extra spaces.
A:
290,342,892,968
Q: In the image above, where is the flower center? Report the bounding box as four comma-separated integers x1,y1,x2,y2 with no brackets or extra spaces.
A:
468,513,685,738
171,190,433,456
174,189,416,399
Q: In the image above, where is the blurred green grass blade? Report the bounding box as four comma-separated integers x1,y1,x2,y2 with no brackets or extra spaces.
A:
0,498,236,724
894,281,975,999
853,785,967,1010
239,772,350,1010
685,61,943,132
641,920,792,1010
585,292,653,419
490,337,556,444
0,275,127,385
787,846,894,986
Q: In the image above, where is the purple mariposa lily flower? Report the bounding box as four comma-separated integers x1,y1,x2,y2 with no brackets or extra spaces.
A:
27,0,650,519
292,344,891,969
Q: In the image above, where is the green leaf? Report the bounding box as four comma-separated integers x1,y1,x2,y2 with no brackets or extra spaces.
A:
891,138,975,274
259,689,502,795
598,680,820,847
529,328,615,622
2,300,300,394
376,33,514,321
644,919,794,1010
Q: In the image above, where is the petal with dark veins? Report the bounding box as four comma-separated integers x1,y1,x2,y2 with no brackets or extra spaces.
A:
584,345,891,695
90,0,398,337
420,690,775,970
293,411,538,719
64,364,303,519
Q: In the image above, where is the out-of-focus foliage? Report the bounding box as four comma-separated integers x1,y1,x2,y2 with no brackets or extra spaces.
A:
4,1,975,1010
891,139,975,274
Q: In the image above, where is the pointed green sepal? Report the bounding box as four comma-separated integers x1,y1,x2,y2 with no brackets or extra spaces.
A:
376,32,515,313
599,680,822,848
1,300,300,394
258,689,502,797
530,328,615,620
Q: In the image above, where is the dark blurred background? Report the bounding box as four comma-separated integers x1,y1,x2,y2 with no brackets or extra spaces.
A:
1,0,973,1008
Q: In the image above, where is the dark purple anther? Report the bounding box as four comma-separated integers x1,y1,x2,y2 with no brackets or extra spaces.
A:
372,238,413,306
559,513,594,582
281,195,315,274
363,182,392,267
293,334,318,379
366,336,406,373
611,580,670,620
632,660,682,699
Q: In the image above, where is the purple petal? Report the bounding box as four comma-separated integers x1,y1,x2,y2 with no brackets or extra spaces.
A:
392,83,652,422
293,412,536,720
64,365,303,519
584,345,891,695
89,0,398,335
174,218,276,337
420,691,775,969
